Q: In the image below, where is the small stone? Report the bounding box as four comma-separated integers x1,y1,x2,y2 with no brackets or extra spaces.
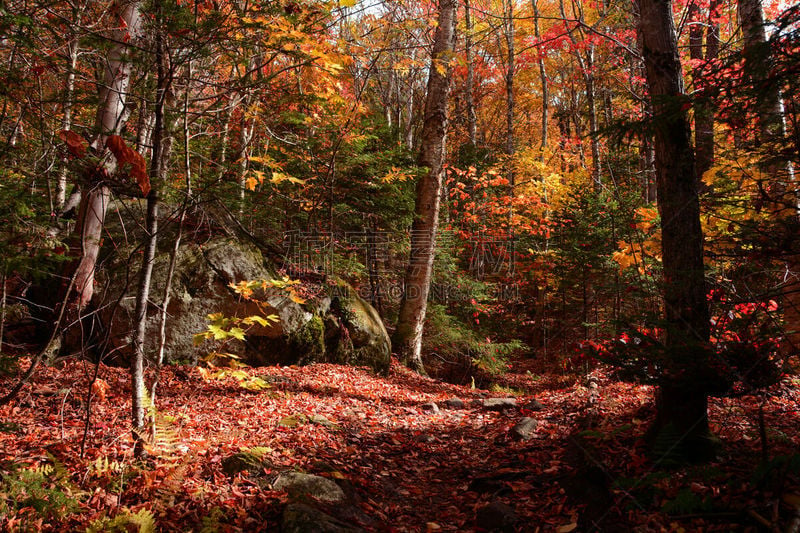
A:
309,414,336,427
421,402,440,414
475,500,517,532
523,399,544,411
273,472,346,503
481,398,517,411
443,398,465,409
510,417,538,441
278,414,307,428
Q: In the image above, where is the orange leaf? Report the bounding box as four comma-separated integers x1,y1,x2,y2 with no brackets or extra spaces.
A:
58,129,87,158
91,379,109,403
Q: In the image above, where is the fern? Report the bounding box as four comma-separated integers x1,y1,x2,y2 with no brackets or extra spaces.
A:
154,454,195,508
199,506,228,533
0,455,82,522
86,507,156,533
89,456,124,476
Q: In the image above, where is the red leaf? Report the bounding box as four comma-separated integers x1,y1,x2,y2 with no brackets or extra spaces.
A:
58,129,87,158
105,134,151,196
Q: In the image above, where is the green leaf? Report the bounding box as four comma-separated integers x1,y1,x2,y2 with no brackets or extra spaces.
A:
208,324,227,340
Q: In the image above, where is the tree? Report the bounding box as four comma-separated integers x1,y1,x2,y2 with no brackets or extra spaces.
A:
638,0,713,459
393,0,457,373
688,0,719,178
72,0,144,308
737,0,799,353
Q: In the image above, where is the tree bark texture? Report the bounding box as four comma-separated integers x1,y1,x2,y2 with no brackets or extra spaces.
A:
639,0,713,459
393,0,457,373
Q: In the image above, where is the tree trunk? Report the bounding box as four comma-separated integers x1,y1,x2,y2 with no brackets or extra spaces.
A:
393,0,457,373
131,26,171,455
73,0,143,308
503,0,515,187
738,0,799,353
465,0,477,150
533,0,548,158
689,0,719,179
638,0,713,460
585,62,601,188
560,0,600,187
56,41,79,212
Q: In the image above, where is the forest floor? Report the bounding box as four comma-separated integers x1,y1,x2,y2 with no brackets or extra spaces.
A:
1,356,800,532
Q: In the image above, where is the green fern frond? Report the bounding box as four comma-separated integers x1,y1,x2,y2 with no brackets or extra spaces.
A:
86,507,156,533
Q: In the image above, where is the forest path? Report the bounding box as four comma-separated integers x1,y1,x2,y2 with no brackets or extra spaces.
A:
1,358,798,531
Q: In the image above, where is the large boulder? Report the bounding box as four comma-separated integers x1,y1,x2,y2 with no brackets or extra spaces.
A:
65,238,390,373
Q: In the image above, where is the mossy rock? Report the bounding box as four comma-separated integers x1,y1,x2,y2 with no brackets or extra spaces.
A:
221,449,273,477
282,504,363,533
321,281,391,374
292,314,326,365
66,236,389,373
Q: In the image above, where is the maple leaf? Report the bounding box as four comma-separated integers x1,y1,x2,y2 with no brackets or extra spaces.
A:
270,171,305,185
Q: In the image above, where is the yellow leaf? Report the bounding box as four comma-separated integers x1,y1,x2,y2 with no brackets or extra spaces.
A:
271,171,306,185
289,292,306,304
556,523,577,533
245,176,258,191
340,0,357,6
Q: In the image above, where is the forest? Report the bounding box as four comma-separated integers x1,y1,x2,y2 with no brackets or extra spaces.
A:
0,0,799,529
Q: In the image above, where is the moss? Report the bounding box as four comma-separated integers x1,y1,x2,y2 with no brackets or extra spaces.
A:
351,343,390,375
292,314,326,364
221,450,273,477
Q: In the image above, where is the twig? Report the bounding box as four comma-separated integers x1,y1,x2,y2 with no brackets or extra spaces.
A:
759,396,769,463
59,387,72,441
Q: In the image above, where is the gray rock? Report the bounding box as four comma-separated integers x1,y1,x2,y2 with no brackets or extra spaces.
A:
273,472,346,503
524,399,545,411
70,238,390,373
510,417,538,440
282,503,363,533
481,398,517,411
443,398,465,409
475,500,517,532
421,402,440,414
